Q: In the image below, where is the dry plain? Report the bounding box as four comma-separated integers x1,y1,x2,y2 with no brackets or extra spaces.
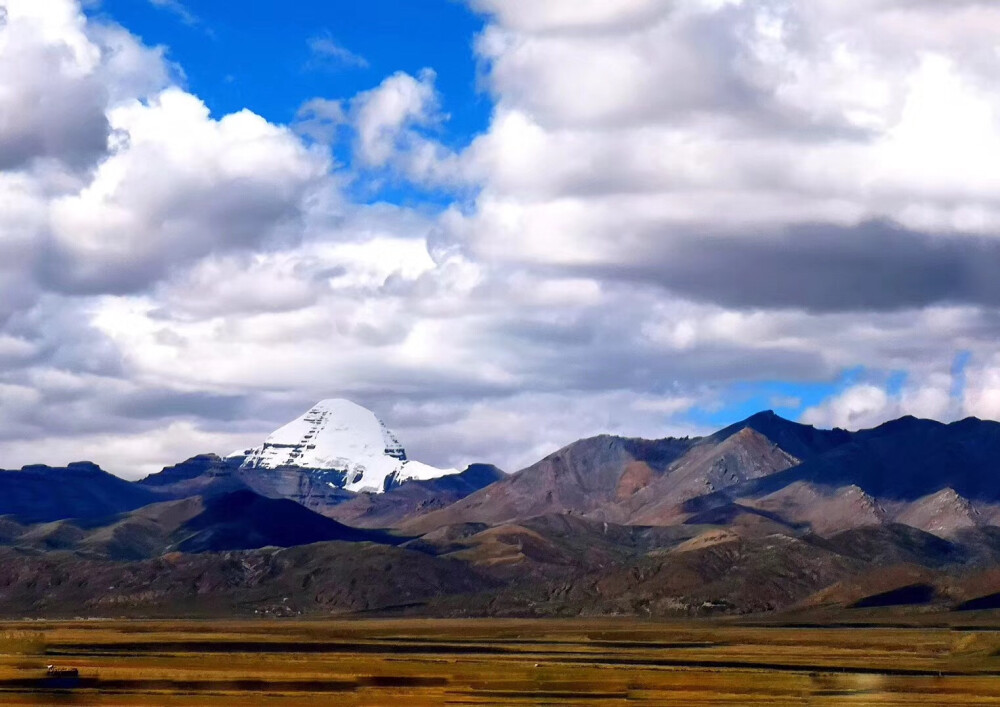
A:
5,617,1000,704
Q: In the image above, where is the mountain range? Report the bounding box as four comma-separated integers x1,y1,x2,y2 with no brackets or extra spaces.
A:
5,402,1000,619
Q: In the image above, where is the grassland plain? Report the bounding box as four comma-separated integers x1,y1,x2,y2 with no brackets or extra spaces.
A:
6,617,1000,704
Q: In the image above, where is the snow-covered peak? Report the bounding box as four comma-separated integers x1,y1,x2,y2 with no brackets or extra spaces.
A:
235,399,457,493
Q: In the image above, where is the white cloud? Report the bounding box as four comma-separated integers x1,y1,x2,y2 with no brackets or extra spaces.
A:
467,0,671,33
964,355,1000,422
307,34,369,69
334,69,468,188
295,98,348,143
0,0,107,170
0,421,256,479
44,88,327,293
353,70,440,166
802,385,894,430
452,0,1000,299
147,0,199,28
4,0,1000,479
801,372,959,430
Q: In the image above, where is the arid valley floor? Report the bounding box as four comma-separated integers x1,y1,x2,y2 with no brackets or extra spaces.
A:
7,618,1000,704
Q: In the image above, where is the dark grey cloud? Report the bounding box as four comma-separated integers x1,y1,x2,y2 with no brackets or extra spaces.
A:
2,296,124,377
0,23,110,171
111,390,247,421
590,220,1000,313
485,308,828,391
38,179,309,296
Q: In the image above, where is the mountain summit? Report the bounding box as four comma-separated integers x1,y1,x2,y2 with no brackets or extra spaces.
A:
232,399,457,493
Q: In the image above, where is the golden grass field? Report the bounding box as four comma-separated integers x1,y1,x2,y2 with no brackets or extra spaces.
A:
6,617,1000,704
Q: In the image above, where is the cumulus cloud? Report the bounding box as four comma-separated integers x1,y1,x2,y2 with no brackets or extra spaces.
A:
342,69,468,186
0,0,109,171
801,375,959,431
297,69,465,187
352,71,441,165
0,0,338,472
4,0,1000,477
452,0,1000,314
295,98,348,144
964,355,1000,422
43,89,327,294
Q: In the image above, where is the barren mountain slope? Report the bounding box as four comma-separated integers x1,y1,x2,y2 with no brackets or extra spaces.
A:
401,435,697,533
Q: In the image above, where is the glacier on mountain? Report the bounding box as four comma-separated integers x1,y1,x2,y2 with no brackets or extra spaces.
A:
231,399,457,493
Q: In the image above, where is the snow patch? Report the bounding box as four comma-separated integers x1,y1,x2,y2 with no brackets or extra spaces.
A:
234,399,457,493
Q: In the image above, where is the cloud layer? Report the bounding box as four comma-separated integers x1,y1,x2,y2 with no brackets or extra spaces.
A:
2,0,1000,477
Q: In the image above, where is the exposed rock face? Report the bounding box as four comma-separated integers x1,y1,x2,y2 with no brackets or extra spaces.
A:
711,410,852,461
893,488,982,538
743,483,886,536
231,465,358,515
401,435,694,534
140,453,360,515
402,413,836,533
615,461,657,501
139,454,247,497
324,464,505,529
619,427,802,525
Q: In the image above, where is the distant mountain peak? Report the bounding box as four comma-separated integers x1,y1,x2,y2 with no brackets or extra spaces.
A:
870,415,946,434
20,461,104,475
234,399,458,493
712,409,851,462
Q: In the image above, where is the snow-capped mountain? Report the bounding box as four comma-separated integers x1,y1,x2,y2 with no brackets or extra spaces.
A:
231,399,457,493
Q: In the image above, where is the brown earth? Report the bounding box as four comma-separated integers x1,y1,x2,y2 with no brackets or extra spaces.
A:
6,618,1000,704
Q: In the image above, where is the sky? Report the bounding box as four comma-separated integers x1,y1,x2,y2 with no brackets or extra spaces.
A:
2,0,1000,479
